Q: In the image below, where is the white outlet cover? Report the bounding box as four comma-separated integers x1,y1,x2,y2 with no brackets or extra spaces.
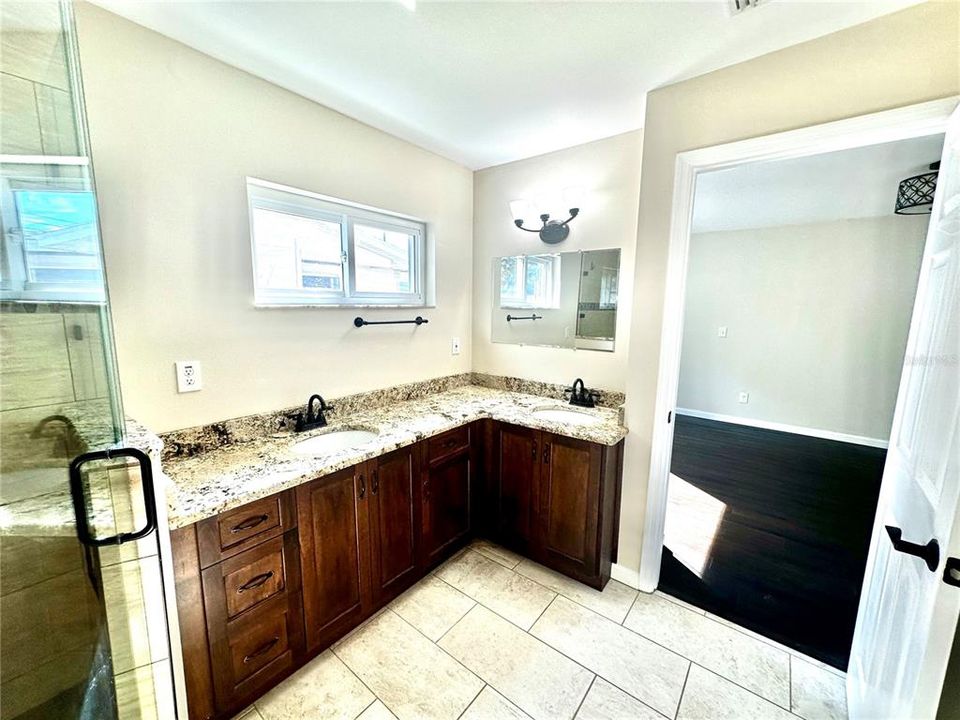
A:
176,360,202,393
718,326,728,338
738,391,749,404
451,337,461,355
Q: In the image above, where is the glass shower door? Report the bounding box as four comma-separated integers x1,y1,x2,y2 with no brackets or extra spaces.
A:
1,2,176,718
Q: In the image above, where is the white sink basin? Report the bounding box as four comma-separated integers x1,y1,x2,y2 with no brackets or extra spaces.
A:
290,430,378,455
532,407,601,426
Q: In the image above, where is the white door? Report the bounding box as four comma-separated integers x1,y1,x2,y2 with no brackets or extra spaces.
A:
848,106,960,719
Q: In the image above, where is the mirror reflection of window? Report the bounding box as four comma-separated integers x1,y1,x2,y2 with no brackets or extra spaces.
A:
499,254,561,308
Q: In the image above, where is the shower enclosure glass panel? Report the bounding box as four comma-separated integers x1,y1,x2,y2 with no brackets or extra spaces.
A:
1,2,176,718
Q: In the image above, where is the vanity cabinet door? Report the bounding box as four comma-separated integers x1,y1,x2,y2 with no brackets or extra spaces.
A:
538,433,603,582
296,465,372,653
367,445,421,605
494,423,542,555
421,443,472,568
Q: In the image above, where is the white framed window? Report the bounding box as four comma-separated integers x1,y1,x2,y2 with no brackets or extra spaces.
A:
499,253,561,309
247,178,427,307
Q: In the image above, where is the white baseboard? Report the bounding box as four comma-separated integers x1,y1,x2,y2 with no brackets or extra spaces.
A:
675,408,889,449
611,562,643,590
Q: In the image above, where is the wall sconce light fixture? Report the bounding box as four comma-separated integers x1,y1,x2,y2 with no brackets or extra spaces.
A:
510,186,584,244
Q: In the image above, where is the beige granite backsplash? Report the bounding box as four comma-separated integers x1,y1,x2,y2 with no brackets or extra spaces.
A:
469,373,625,409
159,372,624,461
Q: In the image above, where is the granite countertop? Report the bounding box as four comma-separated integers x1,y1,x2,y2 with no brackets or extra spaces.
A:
164,385,628,529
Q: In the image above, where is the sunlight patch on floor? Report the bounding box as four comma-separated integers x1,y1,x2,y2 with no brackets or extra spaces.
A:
664,472,726,578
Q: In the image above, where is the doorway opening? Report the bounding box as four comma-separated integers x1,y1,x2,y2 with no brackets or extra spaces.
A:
659,134,941,669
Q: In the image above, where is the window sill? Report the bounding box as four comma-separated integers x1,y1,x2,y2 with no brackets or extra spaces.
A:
253,303,435,309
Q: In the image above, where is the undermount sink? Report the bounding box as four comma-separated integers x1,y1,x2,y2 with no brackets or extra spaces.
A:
290,429,378,455
531,407,601,426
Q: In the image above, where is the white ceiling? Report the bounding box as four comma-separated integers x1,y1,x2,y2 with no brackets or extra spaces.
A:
89,0,921,170
692,133,945,233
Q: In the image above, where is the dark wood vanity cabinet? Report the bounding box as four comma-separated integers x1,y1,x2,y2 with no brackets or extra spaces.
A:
296,444,422,652
421,425,474,567
172,420,622,719
172,489,304,720
493,423,541,555
296,465,371,654
491,423,622,589
367,445,421,605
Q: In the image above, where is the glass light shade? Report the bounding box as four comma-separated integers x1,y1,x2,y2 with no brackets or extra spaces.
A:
509,199,535,223
563,185,585,210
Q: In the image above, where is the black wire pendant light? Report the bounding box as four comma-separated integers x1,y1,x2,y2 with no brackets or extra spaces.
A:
895,161,940,215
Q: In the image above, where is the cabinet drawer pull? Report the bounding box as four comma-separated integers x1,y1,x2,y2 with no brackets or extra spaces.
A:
237,571,274,593
531,440,537,459
543,446,550,464
371,470,379,495
243,636,279,663
358,474,365,499
231,514,269,533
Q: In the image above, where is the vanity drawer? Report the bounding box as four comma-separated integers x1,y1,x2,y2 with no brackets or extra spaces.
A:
203,530,304,716
228,608,290,684
220,537,287,619
219,496,281,550
428,426,470,463
197,490,297,567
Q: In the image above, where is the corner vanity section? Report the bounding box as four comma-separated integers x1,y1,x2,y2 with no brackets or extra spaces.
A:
164,385,627,720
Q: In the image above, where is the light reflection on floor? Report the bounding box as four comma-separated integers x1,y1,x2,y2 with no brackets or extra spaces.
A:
663,472,727,578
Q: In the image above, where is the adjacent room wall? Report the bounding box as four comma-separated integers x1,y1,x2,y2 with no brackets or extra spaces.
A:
74,3,474,433
620,0,959,579
677,215,927,443
473,131,642,394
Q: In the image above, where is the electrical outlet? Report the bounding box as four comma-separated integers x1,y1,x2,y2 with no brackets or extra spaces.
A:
718,326,728,338
451,337,461,356
176,361,202,393
738,391,749,404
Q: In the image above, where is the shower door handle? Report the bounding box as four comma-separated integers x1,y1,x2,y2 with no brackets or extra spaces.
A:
69,447,158,547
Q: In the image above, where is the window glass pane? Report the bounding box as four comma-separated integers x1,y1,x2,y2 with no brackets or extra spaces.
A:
499,254,560,308
15,189,103,288
354,224,415,294
500,256,523,304
252,207,343,292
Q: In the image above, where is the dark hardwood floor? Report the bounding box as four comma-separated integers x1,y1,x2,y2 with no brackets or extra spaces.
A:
659,414,885,670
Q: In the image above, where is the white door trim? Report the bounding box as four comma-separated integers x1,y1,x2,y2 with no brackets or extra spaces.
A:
638,96,960,593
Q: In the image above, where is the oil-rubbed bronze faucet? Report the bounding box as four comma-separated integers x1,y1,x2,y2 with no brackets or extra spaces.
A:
566,378,598,408
287,394,336,433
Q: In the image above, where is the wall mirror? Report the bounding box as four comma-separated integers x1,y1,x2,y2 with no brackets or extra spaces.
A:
491,248,620,352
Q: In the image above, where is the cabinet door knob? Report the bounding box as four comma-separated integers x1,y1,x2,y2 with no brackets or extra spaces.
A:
371,470,379,495
543,446,550,464
358,474,366,499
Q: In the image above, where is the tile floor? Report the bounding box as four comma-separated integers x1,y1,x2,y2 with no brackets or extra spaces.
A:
234,541,848,720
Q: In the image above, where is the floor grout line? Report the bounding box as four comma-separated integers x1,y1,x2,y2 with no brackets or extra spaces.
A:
621,588,640,626
331,639,404,720
455,682,488,720
673,661,692,720
571,674,597,720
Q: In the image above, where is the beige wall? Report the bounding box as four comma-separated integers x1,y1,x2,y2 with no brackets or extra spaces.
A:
678,216,927,442
473,131,642,393
621,1,960,577
74,3,474,433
